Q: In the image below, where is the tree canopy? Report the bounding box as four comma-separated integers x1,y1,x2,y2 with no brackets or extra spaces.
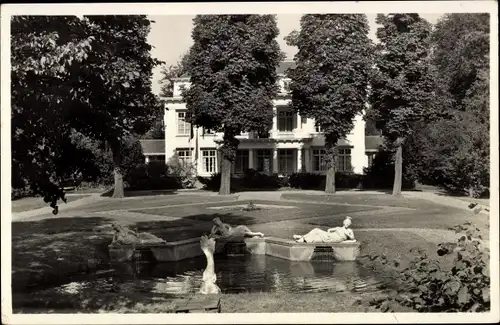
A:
183,15,283,194
11,15,162,206
288,14,374,193
412,13,490,197
368,14,436,195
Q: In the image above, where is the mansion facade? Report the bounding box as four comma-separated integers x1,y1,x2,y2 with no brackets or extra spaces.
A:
141,61,382,177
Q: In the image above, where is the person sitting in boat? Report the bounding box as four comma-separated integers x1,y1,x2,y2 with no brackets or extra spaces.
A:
293,216,355,243
210,217,264,240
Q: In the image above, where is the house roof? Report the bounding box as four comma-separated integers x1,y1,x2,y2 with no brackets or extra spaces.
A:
365,136,384,151
140,140,165,155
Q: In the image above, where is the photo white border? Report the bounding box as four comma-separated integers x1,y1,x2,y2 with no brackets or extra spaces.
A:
1,1,498,324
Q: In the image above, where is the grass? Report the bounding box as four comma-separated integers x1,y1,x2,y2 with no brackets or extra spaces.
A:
10,216,210,292
13,290,394,313
307,208,488,234
11,195,91,213
63,195,235,213
450,196,490,207
132,200,379,225
220,291,403,313
10,191,490,313
281,192,448,209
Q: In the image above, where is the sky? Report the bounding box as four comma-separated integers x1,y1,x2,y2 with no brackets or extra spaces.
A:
147,14,442,95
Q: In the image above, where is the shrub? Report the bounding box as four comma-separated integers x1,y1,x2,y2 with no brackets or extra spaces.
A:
197,173,223,191
288,172,362,190
336,172,363,189
198,169,281,192
362,149,416,190
167,155,197,189
146,161,168,178
289,173,324,189
127,176,182,191
370,221,490,312
11,186,34,200
126,161,182,191
241,169,280,190
412,112,489,198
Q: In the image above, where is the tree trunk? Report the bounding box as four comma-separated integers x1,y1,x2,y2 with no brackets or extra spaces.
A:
468,186,474,198
219,132,238,196
111,141,125,199
324,136,337,194
392,139,403,196
219,157,231,195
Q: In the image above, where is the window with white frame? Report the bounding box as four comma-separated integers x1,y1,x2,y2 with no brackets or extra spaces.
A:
202,149,217,173
256,149,272,173
312,149,326,172
337,148,352,172
278,108,294,132
315,124,322,133
234,150,249,174
278,149,295,174
177,111,191,135
312,148,352,172
176,148,192,165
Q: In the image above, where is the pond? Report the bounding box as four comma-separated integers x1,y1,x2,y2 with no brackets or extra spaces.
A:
21,254,386,298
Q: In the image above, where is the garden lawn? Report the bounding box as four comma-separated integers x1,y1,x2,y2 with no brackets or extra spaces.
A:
11,216,210,294
131,200,378,225
13,290,395,313
281,192,448,209
62,194,236,213
11,192,490,313
11,195,91,213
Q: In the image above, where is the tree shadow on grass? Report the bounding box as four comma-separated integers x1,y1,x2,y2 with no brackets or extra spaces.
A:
13,286,178,313
100,188,179,198
182,212,260,226
12,216,117,293
133,213,260,240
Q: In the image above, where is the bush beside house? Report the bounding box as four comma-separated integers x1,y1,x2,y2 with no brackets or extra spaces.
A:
198,169,283,192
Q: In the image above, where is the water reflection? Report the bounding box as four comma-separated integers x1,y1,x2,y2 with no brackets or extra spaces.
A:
105,255,378,295
37,255,382,297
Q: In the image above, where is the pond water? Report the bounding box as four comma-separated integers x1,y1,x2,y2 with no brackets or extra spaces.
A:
41,254,386,297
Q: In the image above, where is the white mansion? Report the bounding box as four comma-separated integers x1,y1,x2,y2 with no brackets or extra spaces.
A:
141,61,382,177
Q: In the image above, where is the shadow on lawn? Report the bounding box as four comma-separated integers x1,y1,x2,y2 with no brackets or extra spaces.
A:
182,212,258,225
11,213,259,313
11,213,256,294
100,188,178,198
135,213,260,239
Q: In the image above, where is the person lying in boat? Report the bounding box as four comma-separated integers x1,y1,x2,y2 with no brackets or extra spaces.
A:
293,216,355,243
210,217,264,240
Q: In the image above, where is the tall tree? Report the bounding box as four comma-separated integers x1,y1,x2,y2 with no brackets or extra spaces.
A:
183,15,283,195
368,14,436,196
11,16,95,208
67,15,162,198
11,15,162,204
412,13,490,197
432,13,490,117
287,14,374,194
